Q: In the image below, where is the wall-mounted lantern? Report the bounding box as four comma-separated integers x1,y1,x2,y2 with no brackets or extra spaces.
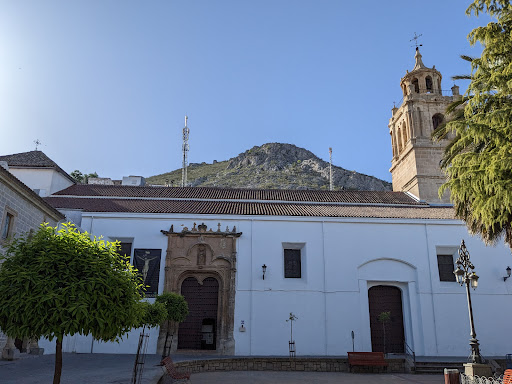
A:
262,264,267,280
504,266,511,282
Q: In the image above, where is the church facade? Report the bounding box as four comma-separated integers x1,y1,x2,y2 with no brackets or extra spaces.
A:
3,49,512,359
39,187,511,358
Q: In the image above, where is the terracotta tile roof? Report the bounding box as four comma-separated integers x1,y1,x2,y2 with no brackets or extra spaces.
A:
53,185,424,205
0,151,75,183
44,196,455,220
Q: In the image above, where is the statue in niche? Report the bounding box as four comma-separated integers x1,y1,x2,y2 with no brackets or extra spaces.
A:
197,244,206,266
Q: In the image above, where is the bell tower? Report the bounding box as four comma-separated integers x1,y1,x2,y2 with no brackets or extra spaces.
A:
389,48,461,203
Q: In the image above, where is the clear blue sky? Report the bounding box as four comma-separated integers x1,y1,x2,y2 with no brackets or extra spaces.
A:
0,1,490,182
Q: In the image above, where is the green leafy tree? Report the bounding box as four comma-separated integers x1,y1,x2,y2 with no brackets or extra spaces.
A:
433,0,512,249
135,301,167,329
70,170,99,184
0,223,146,384
155,292,189,357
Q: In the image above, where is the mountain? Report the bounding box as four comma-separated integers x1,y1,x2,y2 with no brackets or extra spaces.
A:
146,143,392,191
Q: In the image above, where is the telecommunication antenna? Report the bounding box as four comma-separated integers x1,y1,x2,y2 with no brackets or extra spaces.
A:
329,147,333,191
410,32,423,48
34,139,41,150
181,116,190,187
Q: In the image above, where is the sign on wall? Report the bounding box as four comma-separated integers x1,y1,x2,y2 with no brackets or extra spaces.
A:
133,249,161,297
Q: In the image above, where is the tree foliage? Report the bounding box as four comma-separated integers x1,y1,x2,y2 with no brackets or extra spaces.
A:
70,170,98,184
155,292,189,323
0,223,146,383
433,0,512,248
136,301,167,329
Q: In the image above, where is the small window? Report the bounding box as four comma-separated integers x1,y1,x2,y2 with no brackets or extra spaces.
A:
437,254,456,282
1,212,14,240
119,242,133,257
284,249,301,278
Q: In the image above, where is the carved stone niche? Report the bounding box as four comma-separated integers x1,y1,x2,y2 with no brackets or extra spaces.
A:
158,222,242,355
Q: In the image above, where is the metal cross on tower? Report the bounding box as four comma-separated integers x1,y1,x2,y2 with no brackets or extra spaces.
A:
410,32,423,48
34,139,41,150
181,116,190,188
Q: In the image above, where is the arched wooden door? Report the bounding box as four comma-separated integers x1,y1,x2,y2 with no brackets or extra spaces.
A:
178,277,219,350
368,285,405,354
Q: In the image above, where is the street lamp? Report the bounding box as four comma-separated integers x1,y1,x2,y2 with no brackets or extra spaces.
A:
454,240,483,364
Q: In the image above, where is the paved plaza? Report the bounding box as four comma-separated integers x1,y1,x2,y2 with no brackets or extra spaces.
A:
190,371,444,383
0,353,448,384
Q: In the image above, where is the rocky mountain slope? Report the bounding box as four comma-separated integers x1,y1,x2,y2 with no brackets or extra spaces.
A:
146,143,391,191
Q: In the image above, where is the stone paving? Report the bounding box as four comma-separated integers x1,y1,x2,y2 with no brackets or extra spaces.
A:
0,353,163,384
190,371,445,383
0,353,449,384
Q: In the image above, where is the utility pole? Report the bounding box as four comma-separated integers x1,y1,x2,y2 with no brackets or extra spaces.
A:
329,147,333,191
181,116,190,188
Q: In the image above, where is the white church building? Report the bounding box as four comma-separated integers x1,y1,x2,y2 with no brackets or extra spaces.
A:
2,49,511,359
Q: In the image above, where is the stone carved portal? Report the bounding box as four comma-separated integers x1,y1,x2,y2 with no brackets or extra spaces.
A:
158,223,242,355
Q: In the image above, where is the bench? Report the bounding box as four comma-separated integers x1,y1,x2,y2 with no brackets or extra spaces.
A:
504,369,512,384
160,356,191,382
347,352,388,373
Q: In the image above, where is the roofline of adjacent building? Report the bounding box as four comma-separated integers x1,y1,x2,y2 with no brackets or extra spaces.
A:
0,166,66,222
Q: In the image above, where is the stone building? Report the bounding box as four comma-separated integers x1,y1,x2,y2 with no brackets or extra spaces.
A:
0,163,65,359
389,48,461,203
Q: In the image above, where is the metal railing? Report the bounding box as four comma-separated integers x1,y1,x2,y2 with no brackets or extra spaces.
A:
460,373,505,384
404,341,416,372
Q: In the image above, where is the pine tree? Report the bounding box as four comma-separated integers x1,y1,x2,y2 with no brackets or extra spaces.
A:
434,0,512,249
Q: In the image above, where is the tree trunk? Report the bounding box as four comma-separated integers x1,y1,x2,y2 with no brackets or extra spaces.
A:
53,338,63,384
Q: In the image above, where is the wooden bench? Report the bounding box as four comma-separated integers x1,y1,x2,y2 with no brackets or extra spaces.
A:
504,369,512,384
347,352,388,373
160,356,191,382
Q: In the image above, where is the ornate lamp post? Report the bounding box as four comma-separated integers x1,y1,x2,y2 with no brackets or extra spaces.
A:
454,240,483,364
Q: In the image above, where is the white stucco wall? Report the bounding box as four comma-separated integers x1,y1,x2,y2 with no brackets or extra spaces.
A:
48,212,512,358
8,168,73,196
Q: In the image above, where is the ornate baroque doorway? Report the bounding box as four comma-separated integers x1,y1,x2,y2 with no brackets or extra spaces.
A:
368,285,405,354
158,223,242,355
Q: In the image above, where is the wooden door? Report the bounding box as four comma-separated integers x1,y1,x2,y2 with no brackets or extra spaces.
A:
368,285,405,354
178,277,219,350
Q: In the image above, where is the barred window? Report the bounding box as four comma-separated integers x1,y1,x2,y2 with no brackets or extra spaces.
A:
284,249,301,278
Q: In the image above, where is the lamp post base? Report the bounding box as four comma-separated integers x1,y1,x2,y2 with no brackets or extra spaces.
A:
463,363,492,378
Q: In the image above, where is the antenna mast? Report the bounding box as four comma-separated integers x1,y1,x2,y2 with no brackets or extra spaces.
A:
181,116,190,187
329,147,333,191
